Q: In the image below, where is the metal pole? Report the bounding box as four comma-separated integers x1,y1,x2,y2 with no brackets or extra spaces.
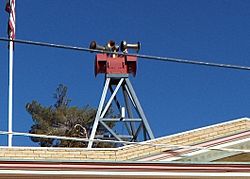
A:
87,78,110,148
124,78,154,139
8,40,14,147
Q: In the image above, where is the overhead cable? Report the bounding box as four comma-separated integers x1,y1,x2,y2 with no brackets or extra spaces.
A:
1,37,250,71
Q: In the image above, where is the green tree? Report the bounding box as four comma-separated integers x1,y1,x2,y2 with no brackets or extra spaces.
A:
26,84,114,148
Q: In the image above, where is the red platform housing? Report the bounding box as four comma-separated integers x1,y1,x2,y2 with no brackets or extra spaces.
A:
95,54,137,76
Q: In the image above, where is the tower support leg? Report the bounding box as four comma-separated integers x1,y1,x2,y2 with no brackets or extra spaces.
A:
87,78,110,148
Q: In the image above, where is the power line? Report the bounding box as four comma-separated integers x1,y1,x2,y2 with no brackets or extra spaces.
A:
1,37,250,71
0,37,93,52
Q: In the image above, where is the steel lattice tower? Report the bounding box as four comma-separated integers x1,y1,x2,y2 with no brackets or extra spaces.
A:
88,42,154,148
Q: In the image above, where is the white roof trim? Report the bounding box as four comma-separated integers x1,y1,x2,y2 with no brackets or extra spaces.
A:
0,169,249,177
142,117,249,144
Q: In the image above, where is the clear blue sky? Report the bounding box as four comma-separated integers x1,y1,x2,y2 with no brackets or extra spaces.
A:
1,0,250,146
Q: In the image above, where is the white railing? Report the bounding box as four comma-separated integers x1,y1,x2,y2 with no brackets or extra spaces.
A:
0,130,249,154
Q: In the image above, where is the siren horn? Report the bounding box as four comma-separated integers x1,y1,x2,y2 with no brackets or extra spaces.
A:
89,40,119,53
120,41,141,53
106,40,119,52
89,41,106,51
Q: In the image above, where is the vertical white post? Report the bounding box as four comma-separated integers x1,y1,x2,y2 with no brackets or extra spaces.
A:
8,40,14,147
121,107,125,119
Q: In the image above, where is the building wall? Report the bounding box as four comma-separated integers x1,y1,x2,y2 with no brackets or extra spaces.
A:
0,118,249,161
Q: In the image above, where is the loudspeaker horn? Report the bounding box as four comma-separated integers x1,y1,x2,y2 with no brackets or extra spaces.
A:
106,40,119,52
120,41,141,53
89,41,105,51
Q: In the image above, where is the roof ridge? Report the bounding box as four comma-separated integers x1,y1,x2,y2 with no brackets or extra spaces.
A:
147,117,250,144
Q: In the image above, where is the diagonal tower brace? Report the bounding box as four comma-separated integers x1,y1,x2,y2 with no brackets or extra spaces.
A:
87,74,154,148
